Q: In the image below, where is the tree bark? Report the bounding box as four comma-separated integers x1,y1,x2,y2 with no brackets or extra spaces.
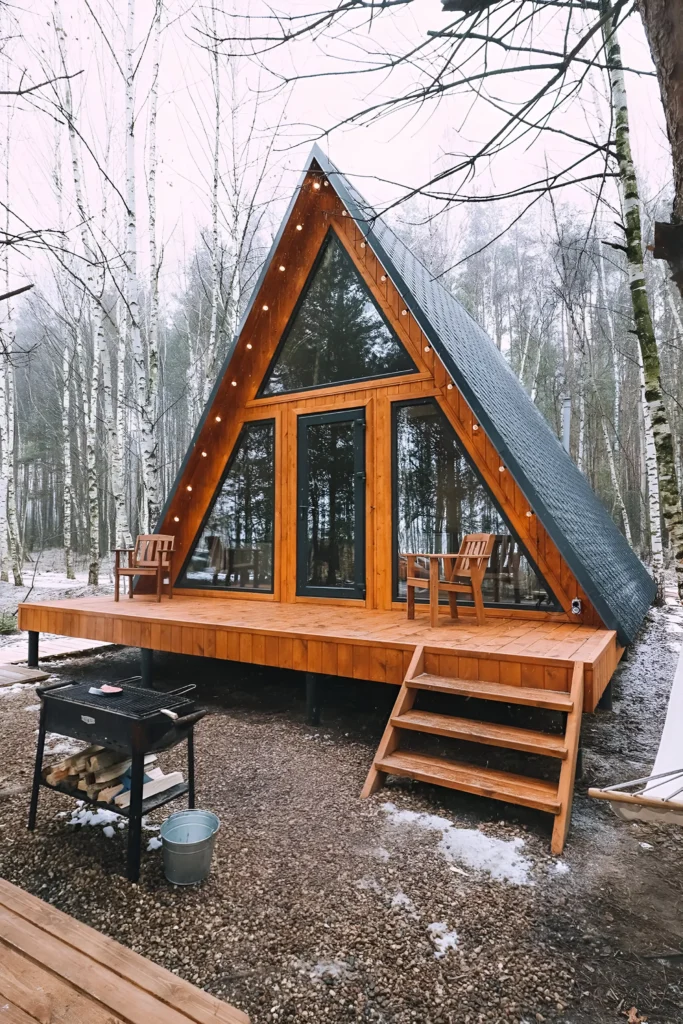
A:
604,0,683,597
637,0,683,297
142,0,162,530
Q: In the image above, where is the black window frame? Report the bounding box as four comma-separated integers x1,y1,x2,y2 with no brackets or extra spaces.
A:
176,417,276,594
256,228,419,398
296,406,366,600
390,397,560,610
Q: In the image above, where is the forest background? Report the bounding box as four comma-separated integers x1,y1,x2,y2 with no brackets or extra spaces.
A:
0,0,680,595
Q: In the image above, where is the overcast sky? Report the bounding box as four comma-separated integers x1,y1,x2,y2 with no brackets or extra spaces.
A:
5,0,672,293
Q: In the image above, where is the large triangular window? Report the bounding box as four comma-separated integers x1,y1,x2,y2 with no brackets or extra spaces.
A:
393,400,560,610
259,230,417,396
178,420,275,592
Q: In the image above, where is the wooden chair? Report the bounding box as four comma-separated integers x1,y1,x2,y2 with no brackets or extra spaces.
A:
114,535,175,602
405,533,496,628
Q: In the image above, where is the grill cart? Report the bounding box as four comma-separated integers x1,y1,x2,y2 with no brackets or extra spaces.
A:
29,679,206,881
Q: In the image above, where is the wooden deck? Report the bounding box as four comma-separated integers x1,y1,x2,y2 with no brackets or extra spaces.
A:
18,595,621,711
0,877,248,1023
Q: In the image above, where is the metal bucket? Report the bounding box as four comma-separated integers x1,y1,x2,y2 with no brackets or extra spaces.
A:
160,809,220,885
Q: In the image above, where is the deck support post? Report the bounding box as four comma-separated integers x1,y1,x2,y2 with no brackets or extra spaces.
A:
306,672,321,725
597,680,613,711
575,743,584,781
27,630,39,668
140,648,154,688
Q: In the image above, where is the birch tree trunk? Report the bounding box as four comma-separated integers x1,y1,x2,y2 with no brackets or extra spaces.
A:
639,354,664,585
203,0,222,403
62,341,74,580
141,0,162,530
603,0,683,597
125,0,148,531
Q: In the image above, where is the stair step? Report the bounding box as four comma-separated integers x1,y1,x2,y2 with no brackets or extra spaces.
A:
409,673,573,712
376,751,561,814
391,709,568,759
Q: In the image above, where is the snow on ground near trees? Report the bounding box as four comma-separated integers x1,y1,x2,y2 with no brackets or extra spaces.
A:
381,801,533,885
426,921,459,958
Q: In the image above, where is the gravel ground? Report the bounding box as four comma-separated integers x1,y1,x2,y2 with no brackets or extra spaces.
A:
1,597,683,1024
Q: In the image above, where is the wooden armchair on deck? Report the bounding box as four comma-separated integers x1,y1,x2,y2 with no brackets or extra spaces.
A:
405,533,496,628
114,535,175,602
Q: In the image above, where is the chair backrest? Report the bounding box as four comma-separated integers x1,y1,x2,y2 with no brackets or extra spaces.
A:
134,534,174,568
454,533,496,578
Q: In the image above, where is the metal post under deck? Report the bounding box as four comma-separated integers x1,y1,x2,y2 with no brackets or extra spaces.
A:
306,672,321,725
27,630,39,668
140,648,154,688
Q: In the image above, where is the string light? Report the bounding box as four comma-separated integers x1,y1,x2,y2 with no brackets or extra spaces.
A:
424,346,431,353
279,265,286,271
246,343,252,350
173,516,180,523
447,383,453,390
186,485,192,492
296,224,303,231
472,424,479,431
401,309,407,316
312,180,321,190
499,465,506,473
342,211,347,217
526,510,533,518
323,180,329,187
380,275,386,282
201,451,208,457
215,415,222,422
231,380,237,387
360,242,366,248
262,304,269,311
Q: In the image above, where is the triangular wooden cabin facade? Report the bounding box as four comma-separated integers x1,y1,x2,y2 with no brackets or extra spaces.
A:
20,147,655,852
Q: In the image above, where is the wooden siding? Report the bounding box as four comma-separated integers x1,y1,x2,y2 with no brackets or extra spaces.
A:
146,170,602,631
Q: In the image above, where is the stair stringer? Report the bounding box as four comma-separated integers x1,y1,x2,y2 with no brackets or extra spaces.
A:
361,648,584,855
360,645,424,798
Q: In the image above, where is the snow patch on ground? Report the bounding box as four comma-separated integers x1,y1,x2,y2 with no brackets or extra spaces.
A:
68,803,122,829
147,836,162,851
372,845,390,862
24,703,41,711
390,891,417,914
355,876,382,893
427,921,459,958
102,825,115,838
551,860,570,876
0,682,37,698
309,960,352,982
381,802,533,885
42,733,84,756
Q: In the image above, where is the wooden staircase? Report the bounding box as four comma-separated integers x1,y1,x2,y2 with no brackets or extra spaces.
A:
361,646,584,854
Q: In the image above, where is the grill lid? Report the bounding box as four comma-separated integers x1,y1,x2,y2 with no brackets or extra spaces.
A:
43,683,194,719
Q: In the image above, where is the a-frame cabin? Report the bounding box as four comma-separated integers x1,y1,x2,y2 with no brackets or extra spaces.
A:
20,147,655,851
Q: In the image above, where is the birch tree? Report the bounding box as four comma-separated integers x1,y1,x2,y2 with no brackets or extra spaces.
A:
602,0,683,596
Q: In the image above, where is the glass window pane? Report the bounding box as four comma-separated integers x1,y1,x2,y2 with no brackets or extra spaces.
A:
304,419,357,589
180,421,274,591
394,401,558,609
260,231,416,396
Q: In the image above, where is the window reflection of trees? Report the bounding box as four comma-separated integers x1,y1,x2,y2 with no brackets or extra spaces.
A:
395,402,557,609
306,421,356,588
182,421,274,591
261,231,415,395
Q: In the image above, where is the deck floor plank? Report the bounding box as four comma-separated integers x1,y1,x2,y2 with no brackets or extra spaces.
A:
17,595,619,710
0,879,248,1024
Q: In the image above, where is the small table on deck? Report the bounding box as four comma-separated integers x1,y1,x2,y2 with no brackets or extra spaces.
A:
0,877,249,1023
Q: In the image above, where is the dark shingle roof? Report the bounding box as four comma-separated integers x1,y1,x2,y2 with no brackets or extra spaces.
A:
310,145,655,645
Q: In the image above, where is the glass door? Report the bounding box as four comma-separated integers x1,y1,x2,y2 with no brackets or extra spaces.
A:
297,408,366,599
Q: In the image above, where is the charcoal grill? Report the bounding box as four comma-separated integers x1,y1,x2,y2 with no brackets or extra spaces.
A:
28,678,206,881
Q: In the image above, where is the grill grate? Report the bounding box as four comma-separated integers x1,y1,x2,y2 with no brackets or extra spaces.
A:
44,683,194,718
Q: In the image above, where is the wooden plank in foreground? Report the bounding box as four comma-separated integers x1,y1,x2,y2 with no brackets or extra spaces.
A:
0,878,249,1024
0,665,49,686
